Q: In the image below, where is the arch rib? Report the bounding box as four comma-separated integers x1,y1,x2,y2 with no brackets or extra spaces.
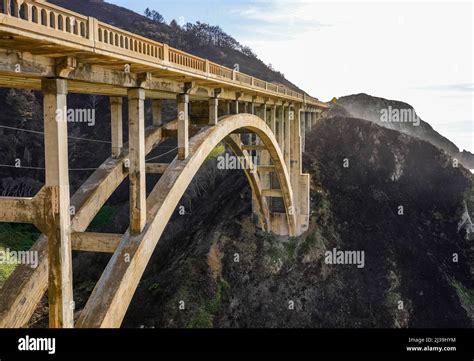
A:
77,114,296,328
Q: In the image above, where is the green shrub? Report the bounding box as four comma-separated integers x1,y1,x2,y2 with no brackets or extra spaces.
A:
206,144,225,160
87,205,116,231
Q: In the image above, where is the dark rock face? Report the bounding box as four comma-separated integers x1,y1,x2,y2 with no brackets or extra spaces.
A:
303,117,472,328
333,94,474,169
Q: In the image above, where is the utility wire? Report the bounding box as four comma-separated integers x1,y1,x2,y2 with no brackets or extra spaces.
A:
145,147,177,162
0,124,178,170
0,147,178,171
0,125,177,148
0,163,99,171
0,164,44,170
0,124,112,144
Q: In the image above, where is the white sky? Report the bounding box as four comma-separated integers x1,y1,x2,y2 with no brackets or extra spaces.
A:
109,0,473,151
236,1,473,152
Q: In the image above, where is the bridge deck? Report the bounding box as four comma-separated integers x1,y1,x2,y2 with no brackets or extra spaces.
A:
0,0,327,107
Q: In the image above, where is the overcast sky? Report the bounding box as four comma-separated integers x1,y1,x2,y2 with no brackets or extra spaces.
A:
107,0,473,152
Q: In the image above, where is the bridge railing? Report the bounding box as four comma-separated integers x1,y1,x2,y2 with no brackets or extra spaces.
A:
0,0,92,46
235,72,252,86
96,21,165,63
254,78,267,89
0,0,326,107
267,83,278,92
208,61,233,80
168,47,207,73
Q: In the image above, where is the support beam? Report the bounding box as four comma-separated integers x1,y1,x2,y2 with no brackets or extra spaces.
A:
152,99,162,126
110,97,123,159
257,165,276,172
289,105,310,235
145,163,169,174
284,106,291,171
41,78,74,329
278,106,285,153
209,98,218,125
0,196,36,224
177,94,189,159
128,88,146,234
3,0,10,16
290,106,303,185
270,105,277,134
301,112,306,152
261,104,267,123
242,145,266,151
249,102,255,115
262,189,283,197
71,232,121,253
231,99,239,114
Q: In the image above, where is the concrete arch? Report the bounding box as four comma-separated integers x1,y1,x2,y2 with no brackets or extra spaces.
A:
76,113,296,328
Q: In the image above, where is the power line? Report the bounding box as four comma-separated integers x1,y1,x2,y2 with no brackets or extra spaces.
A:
0,163,99,171
0,164,44,170
0,125,111,144
0,125,178,148
145,147,177,162
0,123,178,170
0,146,177,171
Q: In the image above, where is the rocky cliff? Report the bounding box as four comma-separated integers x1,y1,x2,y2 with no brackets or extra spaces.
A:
332,94,474,169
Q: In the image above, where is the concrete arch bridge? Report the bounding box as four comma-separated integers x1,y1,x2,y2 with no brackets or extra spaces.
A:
0,0,328,328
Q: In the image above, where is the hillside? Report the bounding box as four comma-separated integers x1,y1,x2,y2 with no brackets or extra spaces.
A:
49,0,304,93
332,94,474,169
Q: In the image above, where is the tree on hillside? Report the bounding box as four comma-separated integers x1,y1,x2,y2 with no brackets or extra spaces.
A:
182,21,243,51
241,45,257,58
142,13,261,60
144,8,165,24
169,19,180,29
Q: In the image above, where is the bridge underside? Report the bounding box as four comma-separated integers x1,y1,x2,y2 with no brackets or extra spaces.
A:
0,0,327,328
